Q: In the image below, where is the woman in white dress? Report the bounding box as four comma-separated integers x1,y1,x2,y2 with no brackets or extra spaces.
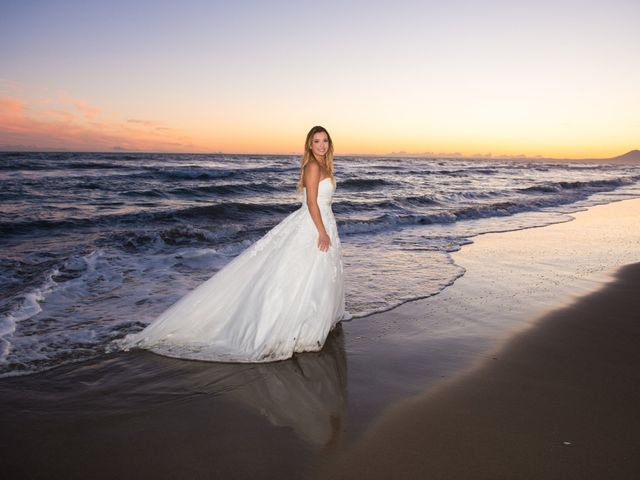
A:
111,126,347,362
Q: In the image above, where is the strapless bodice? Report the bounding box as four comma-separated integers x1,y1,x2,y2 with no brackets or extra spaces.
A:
302,177,335,208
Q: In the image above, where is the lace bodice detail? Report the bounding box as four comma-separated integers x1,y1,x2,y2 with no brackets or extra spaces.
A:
248,177,338,259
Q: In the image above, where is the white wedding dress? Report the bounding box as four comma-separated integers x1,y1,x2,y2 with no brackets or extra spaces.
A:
112,177,347,362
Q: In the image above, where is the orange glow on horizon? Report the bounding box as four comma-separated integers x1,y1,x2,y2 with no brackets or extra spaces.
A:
2,2,638,162
0,93,635,160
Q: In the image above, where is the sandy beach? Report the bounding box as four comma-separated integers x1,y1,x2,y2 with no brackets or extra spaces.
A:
1,198,640,479
325,265,640,479
3,3,640,478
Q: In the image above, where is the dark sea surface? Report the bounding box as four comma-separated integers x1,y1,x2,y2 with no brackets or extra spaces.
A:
1,151,639,377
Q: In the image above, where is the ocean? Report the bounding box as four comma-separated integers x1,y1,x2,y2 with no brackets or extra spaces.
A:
1,151,639,378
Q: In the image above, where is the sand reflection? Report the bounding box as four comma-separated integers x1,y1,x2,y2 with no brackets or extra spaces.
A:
223,327,347,447
3,325,348,451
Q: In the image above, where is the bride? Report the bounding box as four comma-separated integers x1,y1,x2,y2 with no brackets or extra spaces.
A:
111,126,347,362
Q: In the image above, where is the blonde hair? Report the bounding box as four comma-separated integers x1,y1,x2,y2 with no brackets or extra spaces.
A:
296,125,335,192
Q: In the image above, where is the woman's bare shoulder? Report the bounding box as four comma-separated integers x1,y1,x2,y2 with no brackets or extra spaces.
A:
304,160,321,175
304,160,330,182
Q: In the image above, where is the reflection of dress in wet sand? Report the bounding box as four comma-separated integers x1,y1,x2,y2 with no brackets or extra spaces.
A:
130,327,348,448
7,328,347,475
229,326,347,447
111,177,347,362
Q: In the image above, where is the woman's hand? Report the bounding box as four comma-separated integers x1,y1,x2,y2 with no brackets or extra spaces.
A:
318,232,331,252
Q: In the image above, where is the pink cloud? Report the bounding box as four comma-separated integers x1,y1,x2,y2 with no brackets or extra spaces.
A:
127,118,163,127
0,96,24,116
57,92,101,120
0,94,200,152
46,109,76,124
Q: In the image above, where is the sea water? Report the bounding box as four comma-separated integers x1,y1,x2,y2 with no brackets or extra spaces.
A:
1,152,639,377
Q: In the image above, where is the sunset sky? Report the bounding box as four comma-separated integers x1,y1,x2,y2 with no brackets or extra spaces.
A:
1,0,638,158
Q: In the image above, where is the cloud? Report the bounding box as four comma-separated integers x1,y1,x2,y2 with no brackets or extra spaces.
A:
0,78,22,95
127,118,163,127
58,92,101,120
0,93,201,152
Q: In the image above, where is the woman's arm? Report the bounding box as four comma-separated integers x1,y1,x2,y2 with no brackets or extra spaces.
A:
304,162,331,252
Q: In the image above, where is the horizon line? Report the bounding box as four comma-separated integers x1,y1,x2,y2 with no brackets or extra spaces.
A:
0,147,638,162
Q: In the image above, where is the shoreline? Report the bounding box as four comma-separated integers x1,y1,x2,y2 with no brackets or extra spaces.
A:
325,261,640,479
2,198,640,479
340,198,640,424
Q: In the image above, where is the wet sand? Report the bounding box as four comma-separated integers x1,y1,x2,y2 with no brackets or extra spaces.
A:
325,261,640,479
1,198,640,479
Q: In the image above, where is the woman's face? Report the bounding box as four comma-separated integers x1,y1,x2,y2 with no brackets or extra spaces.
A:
310,131,329,160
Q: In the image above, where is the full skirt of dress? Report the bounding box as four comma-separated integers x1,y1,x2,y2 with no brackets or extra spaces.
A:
111,179,346,363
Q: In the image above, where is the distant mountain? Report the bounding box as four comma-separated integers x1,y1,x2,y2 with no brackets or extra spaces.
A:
608,150,640,163
380,149,640,163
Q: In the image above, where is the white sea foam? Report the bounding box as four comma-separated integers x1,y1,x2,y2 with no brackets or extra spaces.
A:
1,152,639,378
